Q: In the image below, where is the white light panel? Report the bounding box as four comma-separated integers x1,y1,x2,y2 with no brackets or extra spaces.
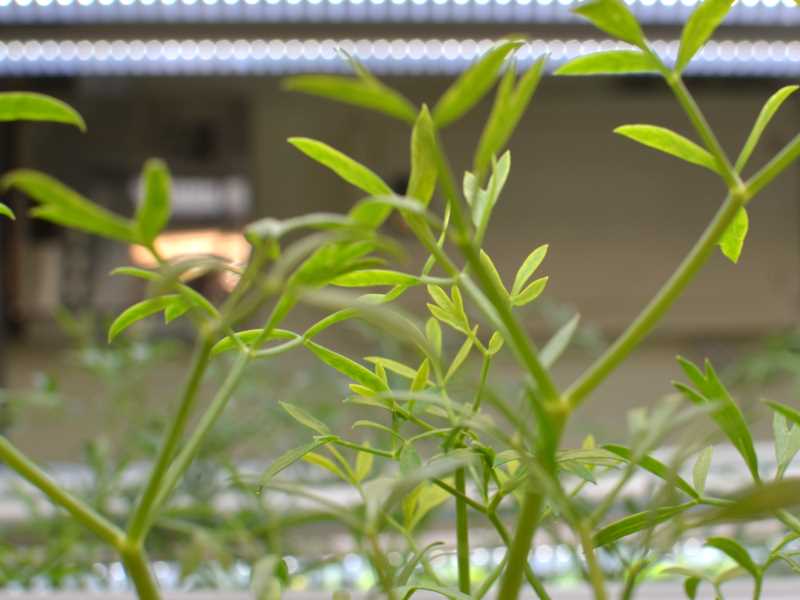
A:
1,37,799,77
0,0,797,25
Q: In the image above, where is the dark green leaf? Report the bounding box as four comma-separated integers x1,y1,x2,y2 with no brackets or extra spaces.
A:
605,444,699,499
675,357,760,482
279,401,330,436
705,537,759,579
432,40,522,128
0,92,86,131
4,170,136,243
718,207,748,264
676,0,735,73
736,86,799,172
282,75,417,123
135,159,171,246
614,125,720,174
574,0,647,49
594,503,694,547
108,295,178,342
556,50,660,76
684,576,701,599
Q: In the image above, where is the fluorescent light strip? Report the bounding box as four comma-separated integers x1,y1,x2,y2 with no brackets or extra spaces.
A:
1,38,799,77
0,0,797,25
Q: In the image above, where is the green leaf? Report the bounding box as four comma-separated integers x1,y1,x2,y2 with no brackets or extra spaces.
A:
355,445,375,483
684,576,701,599
426,318,442,358
365,356,418,380
432,40,522,129
774,412,800,477
396,584,472,600
512,244,548,296
675,358,760,482
573,0,647,49
676,0,735,73
594,503,694,547
303,452,350,482
511,276,548,307
4,170,136,243
280,401,330,436
288,138,392,227
556,50,660,76
396,541,445,585
479,250,507,296
331,269,420,288
541,314,579,368
282,75,417,124
736,85,800,173
260,436,338,485
163,297,190,324
469,152,511,232
211,329,298,355
247,212,352,241
305,340,388,391
445,328,477,382
407,106,438,207
718,207,748,264
0,203,15,220
403,482,451,531
399,444,423,476
614,125,720,174
765,400,800,429
108,295,178,342
488,331,504,355
692,446,713,496
703,478,800,522
135,159,171,246
0,92,86,131
411,359,430,392
474,55,546,180
705,537,760,579
604,444,699,499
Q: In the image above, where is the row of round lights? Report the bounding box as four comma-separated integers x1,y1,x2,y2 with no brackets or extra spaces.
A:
0,0,797,23
1,37,799,75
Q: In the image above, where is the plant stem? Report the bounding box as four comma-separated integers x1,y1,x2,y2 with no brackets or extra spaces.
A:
127,335,214,543
496,491,541,600
577,520,607,600
151,351,250,515
487,512,551,600
455,467,471,595
564,190,744,408
0,436,125,548
120,542,162,600
752,575,763,600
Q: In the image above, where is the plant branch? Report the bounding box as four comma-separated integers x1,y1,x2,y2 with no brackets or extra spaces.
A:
455,467,471,595
0,436,124,548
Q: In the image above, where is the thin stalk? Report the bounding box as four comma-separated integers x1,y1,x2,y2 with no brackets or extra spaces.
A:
577,520,608,600
0,436,124,548
564,190,744,408
151,351,250,515
496,491,542,600
472,351,491,413
120,543,161,600
127,336,214,543
488,512,552,600
752,575,763,600
455,468,471,595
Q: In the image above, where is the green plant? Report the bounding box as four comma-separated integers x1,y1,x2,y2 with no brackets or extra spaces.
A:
4,1,800,598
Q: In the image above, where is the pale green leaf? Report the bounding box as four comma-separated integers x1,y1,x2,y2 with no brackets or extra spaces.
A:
511,276,548,307
135,159,171,246
432,40,522,128
331,269,420,288
247,212,351,241
305,340,388,391
605,444,699,499
541,314,580,368
407,106,438,206
355,445,375,483
718,207,748,263
512,243,548,296
260,436,337,485
365,356,418,380
705,537,760,579
614,125,720,174
445,329,476,382
108,295,177,342
676,0,735,73
303,452,350,482
693,446,713,496
280,401,331,436
556,50,661,76
474,56,546,180
479,250,507,296
411,359,430,392
736,85,799,173
0,92,85,131
0,203,15,220
574,0,647,49
282,75,417,123
594,503,694,547
488,331,504,355
426,318,442,358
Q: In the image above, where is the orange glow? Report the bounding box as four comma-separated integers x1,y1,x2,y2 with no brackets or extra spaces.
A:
129,230,250,291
